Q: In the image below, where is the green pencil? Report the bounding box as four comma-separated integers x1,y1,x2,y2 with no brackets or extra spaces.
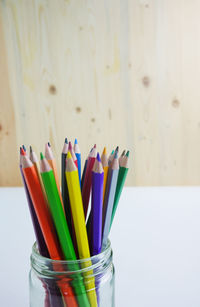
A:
40,153,90,307
110,150,129,228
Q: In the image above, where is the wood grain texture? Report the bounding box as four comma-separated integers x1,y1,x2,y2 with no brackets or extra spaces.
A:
0,0,200,186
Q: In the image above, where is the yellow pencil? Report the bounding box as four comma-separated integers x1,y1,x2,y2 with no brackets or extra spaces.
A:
45,142,65,214
101,147,109,203
65,151,97,307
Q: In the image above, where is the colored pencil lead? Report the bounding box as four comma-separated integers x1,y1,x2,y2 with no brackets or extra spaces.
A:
103,147,107,155
111,150,114,155
30,146,33,154
67,151,72,159
65,137,68,144
97,152,101,162
94,144,96,148
115,146,119,153
40,152,44,160
74,138,78,144
48,142,51,147
126,150,129,157
22,145,26,152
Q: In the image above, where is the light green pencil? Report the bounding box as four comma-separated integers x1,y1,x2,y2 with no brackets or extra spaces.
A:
40,153,90,307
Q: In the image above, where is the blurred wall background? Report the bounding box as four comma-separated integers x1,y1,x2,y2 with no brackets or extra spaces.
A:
0,0,200,186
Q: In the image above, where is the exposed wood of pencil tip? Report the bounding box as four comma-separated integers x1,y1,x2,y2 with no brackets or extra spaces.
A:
45,143,54,160
40,154,52,173
66,152,77,171
21,154,33,168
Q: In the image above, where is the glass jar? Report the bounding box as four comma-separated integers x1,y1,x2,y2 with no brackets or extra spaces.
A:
29,240,115,307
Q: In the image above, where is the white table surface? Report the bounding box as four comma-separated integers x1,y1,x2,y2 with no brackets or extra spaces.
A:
1,187,200,307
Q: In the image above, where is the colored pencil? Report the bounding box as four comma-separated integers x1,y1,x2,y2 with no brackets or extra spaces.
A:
21,148,64,307
30,146,48,203
110,151,129,228
119,149,126,166
45,143,65,213
68,141,78,168
101,147,108,203
40,153,90,307
22,152,62,259
108,149,114,166
20,148,49,257
82,145,97,218
74,138,81,185
65,152,98,307
61,138,71,229
81,148,92,190
91,153,104,255
102,151,119,248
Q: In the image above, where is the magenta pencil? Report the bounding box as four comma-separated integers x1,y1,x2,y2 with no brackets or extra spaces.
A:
91,153,104,255
81,148,92,190
82,145,97,219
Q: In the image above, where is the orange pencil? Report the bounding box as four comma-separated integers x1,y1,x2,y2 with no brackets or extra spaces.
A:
30,146,48,203
45,142,65,213
21,149,78,307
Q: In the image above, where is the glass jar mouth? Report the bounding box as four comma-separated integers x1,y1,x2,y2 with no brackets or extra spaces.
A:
31,240,112,276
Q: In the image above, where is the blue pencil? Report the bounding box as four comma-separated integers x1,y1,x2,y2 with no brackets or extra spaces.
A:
74,138,81,186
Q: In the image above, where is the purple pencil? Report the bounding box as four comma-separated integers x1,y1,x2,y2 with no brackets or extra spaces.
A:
91,153,104,256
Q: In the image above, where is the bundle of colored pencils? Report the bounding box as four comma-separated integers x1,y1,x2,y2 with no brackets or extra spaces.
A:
20,139,129,307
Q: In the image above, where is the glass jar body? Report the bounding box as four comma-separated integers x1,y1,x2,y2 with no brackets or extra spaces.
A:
29,241,115,307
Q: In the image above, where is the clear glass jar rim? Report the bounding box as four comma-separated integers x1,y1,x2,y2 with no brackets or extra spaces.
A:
31,240,112,275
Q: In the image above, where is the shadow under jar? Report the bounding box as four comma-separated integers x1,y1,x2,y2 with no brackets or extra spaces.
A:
30,240,115,307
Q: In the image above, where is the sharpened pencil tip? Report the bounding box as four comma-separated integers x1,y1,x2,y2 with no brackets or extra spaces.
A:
115,146,119,152
74,138,78,144
40,152,44,160
20,147,26,156
22,145,26,152
97,152,101,162
94,144,96,148
65,137,68,144
103,147,107,155
68,141,72,150
114,151,118,159
30,146,32,153
126,150,129,157
48,142,51,147
121,150,126,156
111,150,114,155
67,151,72,159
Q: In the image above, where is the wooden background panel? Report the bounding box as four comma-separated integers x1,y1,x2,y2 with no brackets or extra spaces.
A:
0,0,200,186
